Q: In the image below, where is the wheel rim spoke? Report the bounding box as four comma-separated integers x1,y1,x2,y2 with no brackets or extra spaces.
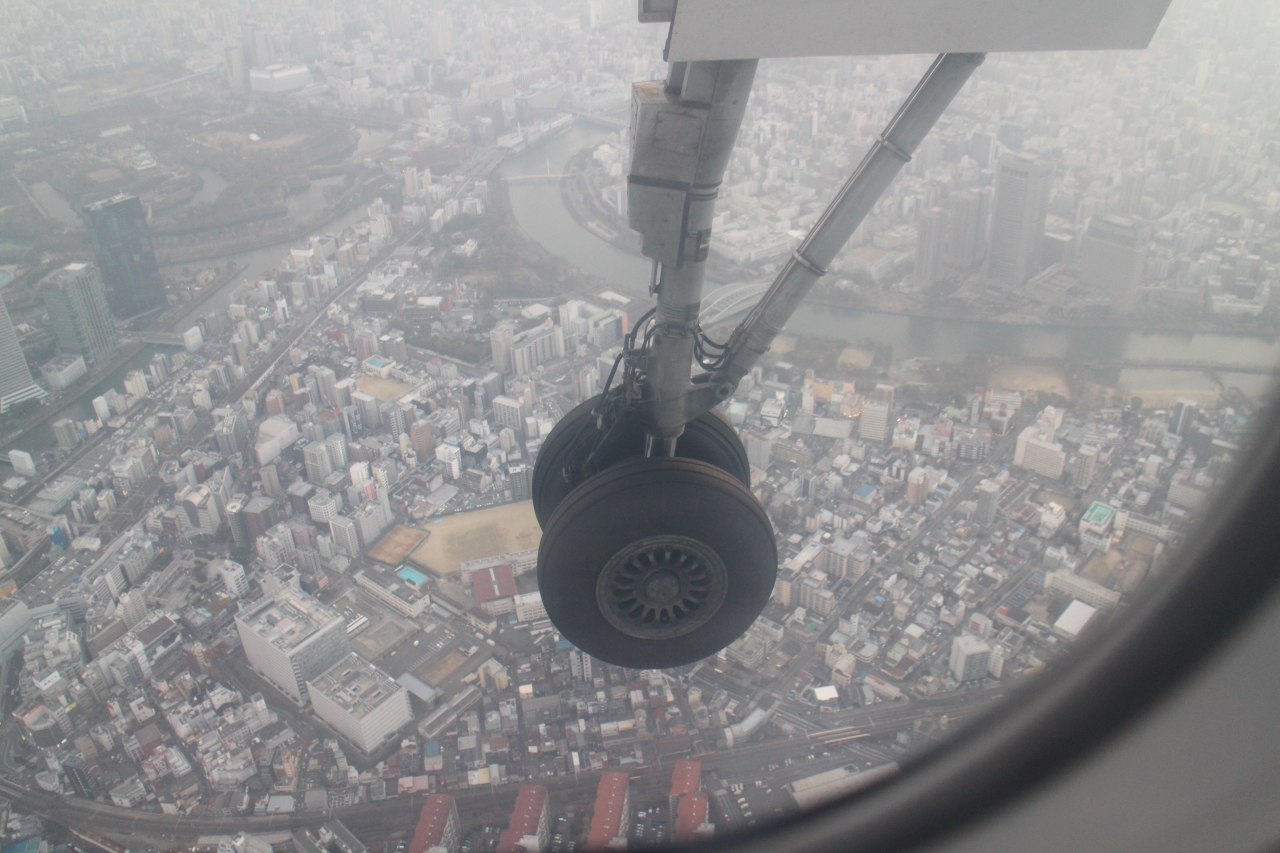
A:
596,535,728,640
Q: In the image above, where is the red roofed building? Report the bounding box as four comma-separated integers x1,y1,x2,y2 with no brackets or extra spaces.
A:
471,564,518,616
668,759,701,814
586,772,630,850
496,784,550,853
410,793,460,853
674,793,712,842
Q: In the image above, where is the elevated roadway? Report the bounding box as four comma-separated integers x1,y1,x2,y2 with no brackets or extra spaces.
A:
0,685,1005,847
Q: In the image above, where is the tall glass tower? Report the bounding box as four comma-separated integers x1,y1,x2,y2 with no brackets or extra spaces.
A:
83,194,166,319
986,154,1051,287
39,263,119,366
0,297,45,413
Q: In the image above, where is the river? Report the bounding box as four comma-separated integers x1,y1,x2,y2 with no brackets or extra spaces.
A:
501,125,1280,401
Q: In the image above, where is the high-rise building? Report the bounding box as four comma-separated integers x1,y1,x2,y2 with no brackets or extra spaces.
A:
510,322,564,376
508,465,531,501
309,365,339,407
63,755,100,799
1015,419,1068,480
859,401,891,443
1073,445,1099,490
1171,398,1198,437
410,795,461,853
1117,169,1146,217
329,516,362,557
498,785,551,853
987,155,1051,286
216,559,250,597
234,588,351,705
409,420,435,458
178,484,222,536
117,590,147,629
0,296,45,413
906,467,930,505
308,489,342,524
39,263,118,366
307,654,411,753
83,195,166,319
945,187,991,272
950,634,992,682
914,207,948,289
435,443,462,479
1079,215,1149,314
975,479,1001,526
304,441,334,484
489,323,515,373
492,395,529,434
379,401,407,436
214,412,251,459
225,497,250,549
669,760,702,818
745,433,771,470
587,772,631,850
571,366,598,402
588,309,626,349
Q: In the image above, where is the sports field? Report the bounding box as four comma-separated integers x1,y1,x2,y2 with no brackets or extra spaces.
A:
368,525,430,566
408,500,541,576
356,375,412,402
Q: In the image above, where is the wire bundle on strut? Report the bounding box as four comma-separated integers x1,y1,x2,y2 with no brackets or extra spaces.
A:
693,323,729,371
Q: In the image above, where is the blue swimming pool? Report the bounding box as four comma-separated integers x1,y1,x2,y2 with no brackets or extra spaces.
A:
397,566,428,585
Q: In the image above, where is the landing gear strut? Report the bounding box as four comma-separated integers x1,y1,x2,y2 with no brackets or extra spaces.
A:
535,52,983,669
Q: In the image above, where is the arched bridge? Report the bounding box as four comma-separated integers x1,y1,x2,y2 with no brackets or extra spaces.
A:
571,111,628,130
126,332,186,346
700,282,768,326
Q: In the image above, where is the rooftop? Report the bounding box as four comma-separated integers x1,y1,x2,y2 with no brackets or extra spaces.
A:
588,772,629,848
410,794,456,853
355,566,430,609
471,564,517,605
236,588,344,654
670,760,701,798
307,654,404,720
508,784,547,835
1082,501,1116,527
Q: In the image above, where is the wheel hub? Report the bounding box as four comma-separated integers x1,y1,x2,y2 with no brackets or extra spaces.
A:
597,536,728,640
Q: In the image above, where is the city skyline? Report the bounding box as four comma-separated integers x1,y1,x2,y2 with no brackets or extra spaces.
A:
0,0,1272,849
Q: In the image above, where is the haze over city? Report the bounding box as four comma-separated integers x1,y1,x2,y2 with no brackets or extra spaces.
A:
0,0,1274,851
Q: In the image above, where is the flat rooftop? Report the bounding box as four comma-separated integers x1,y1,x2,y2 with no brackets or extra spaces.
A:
308,653,403,720
355,565,431,608
1082,501,1116,527
237,588,344,654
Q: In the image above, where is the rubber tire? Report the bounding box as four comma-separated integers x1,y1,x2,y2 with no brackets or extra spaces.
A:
532,395,751,528
538,456,777,669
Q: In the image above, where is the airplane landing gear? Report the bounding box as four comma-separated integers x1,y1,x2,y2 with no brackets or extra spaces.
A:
531,394,750,526
537,457,776,669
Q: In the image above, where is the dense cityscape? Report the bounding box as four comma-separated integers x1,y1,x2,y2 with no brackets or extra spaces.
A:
0,0,1274,851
